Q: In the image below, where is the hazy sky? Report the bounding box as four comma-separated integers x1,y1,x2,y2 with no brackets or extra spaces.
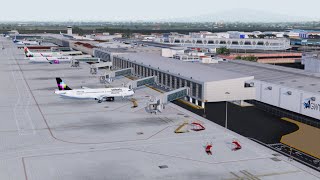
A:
1,0,320,21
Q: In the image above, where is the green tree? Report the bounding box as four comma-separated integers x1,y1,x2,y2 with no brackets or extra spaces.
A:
123,29,132,38
235,55,242,60
241,55,257,62
72,26,84,35
216,47,230,55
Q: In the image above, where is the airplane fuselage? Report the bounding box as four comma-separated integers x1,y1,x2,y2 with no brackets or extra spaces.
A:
54,87,134,100
29,56,73,63
15,40,39,45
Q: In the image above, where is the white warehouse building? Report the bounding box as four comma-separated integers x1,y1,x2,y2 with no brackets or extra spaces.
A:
254,80,320,120
210,60,320,121
302,53,320,73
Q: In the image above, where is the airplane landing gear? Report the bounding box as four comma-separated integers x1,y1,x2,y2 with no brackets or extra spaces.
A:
97,97,114,103
106,97,115,102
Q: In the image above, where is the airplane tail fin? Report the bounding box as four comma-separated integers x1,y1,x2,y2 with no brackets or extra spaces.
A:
24,47,33,57
24,47,28,53
56,78,72,91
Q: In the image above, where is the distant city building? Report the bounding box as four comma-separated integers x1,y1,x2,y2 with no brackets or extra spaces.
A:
7,30,19,36
154,31,291,50
297,30,320,39
221,52,302,64
161,47,185,58
284,29,301,38
67,26,73,35
302,53,320,73
90,33,122,41
161,47,222,63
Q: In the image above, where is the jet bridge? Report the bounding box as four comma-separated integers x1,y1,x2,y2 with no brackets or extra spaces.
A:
90,62,112,75
71,58,101,68
126,76,157,89
147,87,190,113
165,88,189,104
76,57,100,63
98,68,133,84
105,68,132,79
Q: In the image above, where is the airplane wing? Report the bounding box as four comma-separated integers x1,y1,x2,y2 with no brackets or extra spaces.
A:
44,57,53,64
97,95,108,99
96,95,115,102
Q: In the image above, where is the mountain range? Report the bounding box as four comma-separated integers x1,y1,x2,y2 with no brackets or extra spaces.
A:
163,9,319,23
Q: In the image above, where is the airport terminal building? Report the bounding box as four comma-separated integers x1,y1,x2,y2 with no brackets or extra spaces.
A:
94,48,320,123
154,35,291,50
111,51,256,108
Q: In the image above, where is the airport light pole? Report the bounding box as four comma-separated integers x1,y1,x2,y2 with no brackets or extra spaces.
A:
225,92,230,130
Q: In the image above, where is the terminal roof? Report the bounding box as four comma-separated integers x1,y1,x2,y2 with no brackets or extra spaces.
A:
118,52,252,83
209,60,320,94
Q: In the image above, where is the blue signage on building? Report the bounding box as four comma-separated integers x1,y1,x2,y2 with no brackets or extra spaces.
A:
303,99,320,112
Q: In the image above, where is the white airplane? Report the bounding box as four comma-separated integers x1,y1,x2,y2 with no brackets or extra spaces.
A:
29,56,73,64
54,78,135,103
24,47,61,57
24,47,84,57
14,39,39,46
28,54,93,64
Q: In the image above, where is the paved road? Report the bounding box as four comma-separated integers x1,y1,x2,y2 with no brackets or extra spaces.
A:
174,101,299,144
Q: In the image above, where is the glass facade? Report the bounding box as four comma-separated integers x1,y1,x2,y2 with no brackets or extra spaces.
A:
113,57,204,100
